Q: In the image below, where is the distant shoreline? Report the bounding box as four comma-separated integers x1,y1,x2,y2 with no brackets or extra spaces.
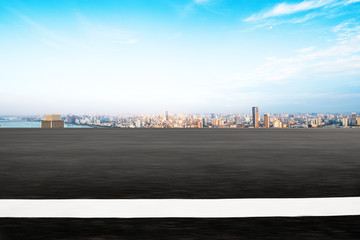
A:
0,120,92,128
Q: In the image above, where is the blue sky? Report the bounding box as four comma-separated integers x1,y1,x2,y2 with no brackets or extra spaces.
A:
1,0,360,114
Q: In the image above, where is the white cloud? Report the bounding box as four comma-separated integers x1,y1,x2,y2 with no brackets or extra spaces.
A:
291,11,325,23
228,29,360,89
15,13,76,48
297,46,315,54
194,0,210,4
12,11,139,52
178,0,213,17
245,0,360,23
344,0,360,5
245,0,334,22
125,39,138,45
333,20,360,40
75,13,138,45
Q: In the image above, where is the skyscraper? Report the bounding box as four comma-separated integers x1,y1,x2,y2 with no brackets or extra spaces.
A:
264,114,270,128
350,113,357,126
165,110,169,121
202,118,207,127
196,119,201,128
252,107,259,128
342,117,348,127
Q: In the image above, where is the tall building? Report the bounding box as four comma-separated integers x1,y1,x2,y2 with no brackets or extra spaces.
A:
165,110,169,121
41,114,64,128
196,119,201,128
252,107,259,128
273,118,282,128
235,116,240,124
342,117,348,127
202,118,207,127
264,114,270,128
66,115,76,124
350,113,357,126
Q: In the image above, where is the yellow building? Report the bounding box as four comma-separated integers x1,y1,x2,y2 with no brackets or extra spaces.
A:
273,118,282,128
196,119,202,128
41,114,65,128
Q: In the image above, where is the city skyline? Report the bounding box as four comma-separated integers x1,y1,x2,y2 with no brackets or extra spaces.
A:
2,107,359,129
1,0,360,114
1,109,360,116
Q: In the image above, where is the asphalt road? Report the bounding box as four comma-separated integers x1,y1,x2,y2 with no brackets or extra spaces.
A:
1,128,360,239
0,128,359,199
1,217,360,240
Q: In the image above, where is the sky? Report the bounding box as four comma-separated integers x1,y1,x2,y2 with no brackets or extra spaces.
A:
1,0,360,114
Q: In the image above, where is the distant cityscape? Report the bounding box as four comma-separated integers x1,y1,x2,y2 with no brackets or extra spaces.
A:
1,107,360,129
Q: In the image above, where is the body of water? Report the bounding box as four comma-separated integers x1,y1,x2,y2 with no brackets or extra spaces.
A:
0,121,91,128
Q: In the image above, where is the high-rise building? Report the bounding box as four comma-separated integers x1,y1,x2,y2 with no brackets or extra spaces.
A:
264,114,270,128
196,119,201,128
350,113,357,126
342,117,348,127
65,115,76,124
252,107,259,128
202,118,207,127
235,116,240,124
135,119,141,128
165,110,169,121
41,114,64,128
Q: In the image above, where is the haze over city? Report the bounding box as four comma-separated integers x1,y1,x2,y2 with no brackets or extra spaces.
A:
1,0,360,114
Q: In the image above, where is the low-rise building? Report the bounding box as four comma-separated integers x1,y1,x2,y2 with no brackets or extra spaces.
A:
41,114,64,128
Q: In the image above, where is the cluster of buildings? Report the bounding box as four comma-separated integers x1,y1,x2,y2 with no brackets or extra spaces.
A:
15,107,356,129
35,107,360,129
251,107,359,128
341,113,359,127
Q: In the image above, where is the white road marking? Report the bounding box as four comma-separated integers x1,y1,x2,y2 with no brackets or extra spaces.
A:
1,198,360,218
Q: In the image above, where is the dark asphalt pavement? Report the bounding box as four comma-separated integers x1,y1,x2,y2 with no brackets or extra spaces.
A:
0,128,359,199
1,128,360,239
1,217,360,240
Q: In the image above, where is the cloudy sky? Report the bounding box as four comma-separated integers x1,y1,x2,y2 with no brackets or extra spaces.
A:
1,0,360,114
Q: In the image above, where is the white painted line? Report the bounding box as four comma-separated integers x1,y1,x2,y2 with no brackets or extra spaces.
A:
1,198,360,218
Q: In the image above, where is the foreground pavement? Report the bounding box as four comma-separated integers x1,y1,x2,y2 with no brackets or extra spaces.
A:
1,128,360,239
1,217,360,240
0,128,359,199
